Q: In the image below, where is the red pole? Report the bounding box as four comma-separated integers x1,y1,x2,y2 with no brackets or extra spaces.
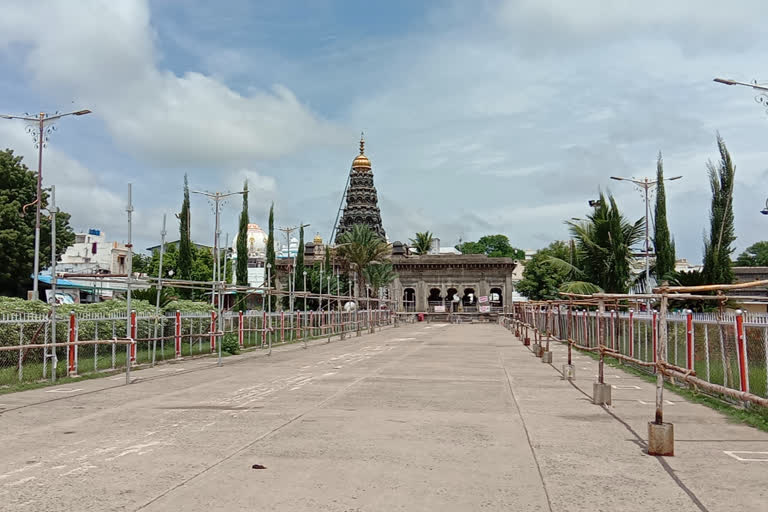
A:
610,310,616,350
262,311,267,346
686,310,694,371
652,310,658,364
130,310,137,364
68,311,76,374
628,309,634,358
174,310,182,358
735,311,749,392
238,310,244,348
296,311,301,338
209,311,216,352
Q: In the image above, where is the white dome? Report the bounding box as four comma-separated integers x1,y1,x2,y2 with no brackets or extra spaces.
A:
232,223,268,259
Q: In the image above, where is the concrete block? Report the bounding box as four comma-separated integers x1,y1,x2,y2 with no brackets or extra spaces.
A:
541,351,553,363
561,364,575,380
532,343,541,356
647,422,674,456
592,382,612,405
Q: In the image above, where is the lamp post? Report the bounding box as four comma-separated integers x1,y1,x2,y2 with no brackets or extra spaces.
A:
761,198,768,216
610,175,682,293
0,109,92,298
714,77,768,113
303,270,308,347
266,262,272,355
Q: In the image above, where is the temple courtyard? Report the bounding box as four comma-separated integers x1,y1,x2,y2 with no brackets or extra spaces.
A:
0,323,766,511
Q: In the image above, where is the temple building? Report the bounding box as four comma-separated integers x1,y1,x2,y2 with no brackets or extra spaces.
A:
334,135,386,243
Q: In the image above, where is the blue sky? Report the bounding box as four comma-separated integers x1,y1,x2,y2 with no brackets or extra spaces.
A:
2,0,768,262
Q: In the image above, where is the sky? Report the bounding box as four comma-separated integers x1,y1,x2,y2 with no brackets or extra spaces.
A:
1,0,768,262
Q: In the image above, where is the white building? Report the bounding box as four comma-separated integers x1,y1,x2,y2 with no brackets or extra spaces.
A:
59,229,131,275
230,223,271,288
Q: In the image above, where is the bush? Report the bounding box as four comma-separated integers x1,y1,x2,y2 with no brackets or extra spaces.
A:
221,333,240,355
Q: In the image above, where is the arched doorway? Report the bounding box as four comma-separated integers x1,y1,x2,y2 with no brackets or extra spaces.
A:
446,288,458,312
463,288,476,310
428,288,442,311
490,287,503,310
403,288,416,312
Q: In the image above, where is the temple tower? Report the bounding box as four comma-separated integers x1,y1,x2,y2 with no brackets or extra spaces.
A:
334,134,386,243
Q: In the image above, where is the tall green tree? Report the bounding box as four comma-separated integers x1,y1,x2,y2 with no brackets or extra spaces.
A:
177,174,193,292
409,231,434,254
456,234,524,259
363,262,398,298
336,224,390,296
516,241,576,300
702,134,736,285
236,180,249,310
566,192,643,293
735,241,768,267
653,152,676,281
294,225,305,308
265,203,276,308
0,149,74,297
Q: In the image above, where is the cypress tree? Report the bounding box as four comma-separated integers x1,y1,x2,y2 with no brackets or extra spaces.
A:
236,180,249,310
653,152,676,281
294,225,305,308
265,203,276,308
178,174,192,295
702,134,736,285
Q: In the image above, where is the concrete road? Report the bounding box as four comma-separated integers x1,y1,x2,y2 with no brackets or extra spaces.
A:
0,323,766,511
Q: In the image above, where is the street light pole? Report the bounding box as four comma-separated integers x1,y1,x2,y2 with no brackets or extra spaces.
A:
0,109,92,298
610,174,682,294
714,77,768,114
303,270,308,348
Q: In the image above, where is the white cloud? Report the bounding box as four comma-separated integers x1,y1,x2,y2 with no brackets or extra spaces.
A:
0,0,342,167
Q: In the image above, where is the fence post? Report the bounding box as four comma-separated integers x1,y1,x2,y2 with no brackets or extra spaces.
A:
238,311,244,348
262,311,267,347
628,309,634,358
174,310,182,359
68,310,77,376
652,310,658,365
610,309,616,350
280,311,285,343
735,310,749,393
209,311,216,353
130,310,137,365
686,309,694,371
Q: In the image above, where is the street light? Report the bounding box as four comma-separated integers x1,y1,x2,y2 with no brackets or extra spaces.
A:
714,77,768,114
761,198,768,216
610,175,683,292
1,109,92,298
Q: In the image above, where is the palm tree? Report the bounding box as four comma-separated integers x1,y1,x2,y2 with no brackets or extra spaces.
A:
363,262,398,299
336,224,390,296
565,192,643,293
409,231,434,254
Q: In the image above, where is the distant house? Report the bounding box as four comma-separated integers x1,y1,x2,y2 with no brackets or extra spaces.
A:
145,240,212,254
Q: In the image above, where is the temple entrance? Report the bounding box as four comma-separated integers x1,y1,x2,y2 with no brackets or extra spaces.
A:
446,288,458,312
403,288,416,312
463,288,476,311
490,287,503,310
428,288,443,311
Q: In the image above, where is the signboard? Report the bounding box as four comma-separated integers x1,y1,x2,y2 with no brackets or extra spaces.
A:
479,305,491,313
478,296,489,303
434,305,446,313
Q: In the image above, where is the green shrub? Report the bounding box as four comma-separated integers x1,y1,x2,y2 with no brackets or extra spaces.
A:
221,333,240,355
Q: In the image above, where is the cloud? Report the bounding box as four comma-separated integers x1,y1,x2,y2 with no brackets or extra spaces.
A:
0,0,343,167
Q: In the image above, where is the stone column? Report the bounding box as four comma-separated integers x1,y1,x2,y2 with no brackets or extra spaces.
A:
417,279,428,312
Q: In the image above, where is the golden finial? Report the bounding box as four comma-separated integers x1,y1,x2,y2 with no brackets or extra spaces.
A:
359,132,365,154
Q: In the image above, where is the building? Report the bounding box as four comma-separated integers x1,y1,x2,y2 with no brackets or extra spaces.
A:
59,229,131,275
145,240,212,253
730,266,768,313
334,135,386,243
230,223,271,289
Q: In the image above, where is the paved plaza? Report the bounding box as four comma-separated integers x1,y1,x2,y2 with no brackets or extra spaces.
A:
1,323,766,511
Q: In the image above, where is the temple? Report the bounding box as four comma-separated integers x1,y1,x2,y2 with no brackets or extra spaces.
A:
334,134,386,243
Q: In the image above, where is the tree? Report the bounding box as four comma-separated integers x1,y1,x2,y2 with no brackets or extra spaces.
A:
294,225,305,308
131,253,151,275
735,241,768,267
0,149,74,297
265,203,276,308
336,224,390,296
177,174,193,293
363,262,398,299
409,231,434,254
653,152,676,281
236,180,249,310
566,192,643,293
456,234,525,259
702,134,736,285
516,241,575,301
